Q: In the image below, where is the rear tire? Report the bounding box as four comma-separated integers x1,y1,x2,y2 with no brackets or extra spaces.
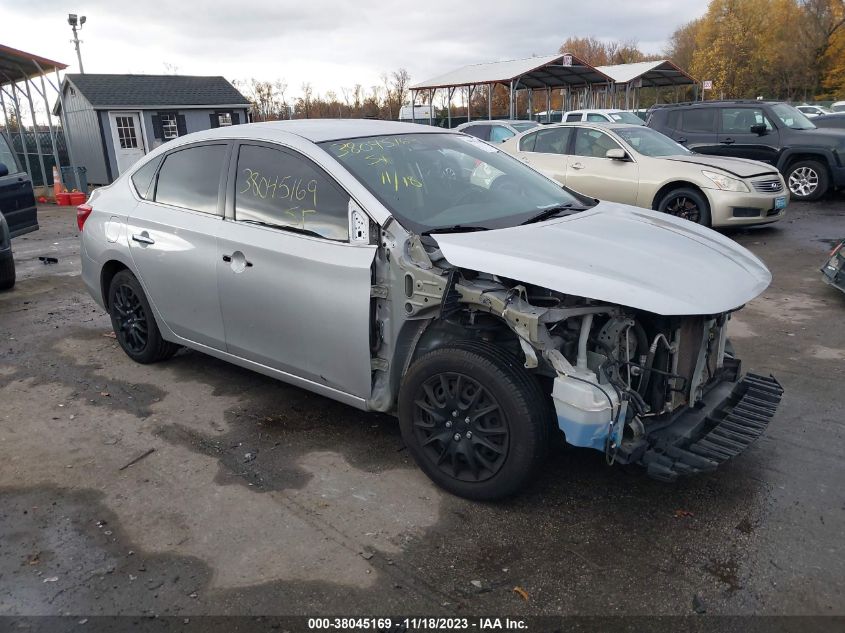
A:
398,340,550,500
0,252,15,291
108,270,179,364
785,160,828,201
657,187,711,226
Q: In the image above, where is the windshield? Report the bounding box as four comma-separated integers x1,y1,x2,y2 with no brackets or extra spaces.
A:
614,127,692,157
609,112,645,125
321,133,591,232
771,103,816,130
511,122,540,132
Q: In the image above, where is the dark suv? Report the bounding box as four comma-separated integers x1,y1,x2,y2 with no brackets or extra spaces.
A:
0,131,39,289
647,101,845,201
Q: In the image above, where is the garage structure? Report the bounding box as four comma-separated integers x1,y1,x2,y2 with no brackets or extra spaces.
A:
409,55,697,126
53,74,251,185
594,60,698,110
0,43,78,193
409,54,615,126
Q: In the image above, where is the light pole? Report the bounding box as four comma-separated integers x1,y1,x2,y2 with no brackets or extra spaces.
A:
68,14,87,74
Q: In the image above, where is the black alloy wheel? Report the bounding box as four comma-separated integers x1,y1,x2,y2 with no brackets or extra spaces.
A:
108,269,179,364
411,372,509,483
398,340,550,500
657,187,711,226
112,283,148,354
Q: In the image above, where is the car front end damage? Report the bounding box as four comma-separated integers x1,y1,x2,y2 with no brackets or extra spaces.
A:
368,205,783,482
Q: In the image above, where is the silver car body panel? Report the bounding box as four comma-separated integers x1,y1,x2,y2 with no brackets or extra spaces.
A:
432,202,771,316
216,221,376,398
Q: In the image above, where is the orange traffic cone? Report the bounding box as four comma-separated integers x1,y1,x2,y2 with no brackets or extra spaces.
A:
52,165,62,200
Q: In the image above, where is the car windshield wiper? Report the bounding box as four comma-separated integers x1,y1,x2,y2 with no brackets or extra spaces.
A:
422,225,489,235
520,203,588,225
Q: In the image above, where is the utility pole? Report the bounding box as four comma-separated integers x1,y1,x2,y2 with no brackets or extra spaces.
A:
67,14,87,73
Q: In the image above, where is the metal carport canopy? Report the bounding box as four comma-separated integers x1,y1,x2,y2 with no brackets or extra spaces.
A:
411,53,613,90
0,43,80,192
0,43,67,84
594,60,696,87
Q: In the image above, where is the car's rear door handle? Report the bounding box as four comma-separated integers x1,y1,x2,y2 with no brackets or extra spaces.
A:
222,253,253,267
570,162,585,170
675,137,687,143
131,233,155,245
721,138,735,145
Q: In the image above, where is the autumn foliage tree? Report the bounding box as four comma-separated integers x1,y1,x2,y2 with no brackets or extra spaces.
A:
668,0,845,100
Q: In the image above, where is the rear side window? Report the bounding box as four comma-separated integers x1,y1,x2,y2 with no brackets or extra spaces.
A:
461,125,491,141
529,128,573,154
489,126,514,143
235,144,350,241
0,134,17,172
565,113,582,122
154,144,226,214
681,109,716,133
131,156,162,199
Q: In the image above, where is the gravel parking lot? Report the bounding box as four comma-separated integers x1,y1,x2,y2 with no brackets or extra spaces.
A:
0,198,843,618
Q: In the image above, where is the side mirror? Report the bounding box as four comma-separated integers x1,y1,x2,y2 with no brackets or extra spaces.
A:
606,148,628,160
750,123,767,136
0,163,8,178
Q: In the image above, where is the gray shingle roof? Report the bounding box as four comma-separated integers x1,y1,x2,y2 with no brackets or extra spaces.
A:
66,74,250,108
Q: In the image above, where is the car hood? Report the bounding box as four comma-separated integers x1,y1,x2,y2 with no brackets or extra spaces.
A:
433,201,771,316
663,155,778,178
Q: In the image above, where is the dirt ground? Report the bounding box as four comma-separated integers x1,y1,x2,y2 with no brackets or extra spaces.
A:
0,198,843,619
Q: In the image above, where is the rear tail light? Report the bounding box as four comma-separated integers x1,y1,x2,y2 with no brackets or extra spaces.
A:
77,203,93,231
830,242,843,257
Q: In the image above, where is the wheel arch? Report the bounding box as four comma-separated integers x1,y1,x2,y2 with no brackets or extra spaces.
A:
779,151,833,176
100,259,131,311
651,180,710,212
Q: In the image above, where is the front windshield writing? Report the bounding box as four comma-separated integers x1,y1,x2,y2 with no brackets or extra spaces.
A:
321,133,589,232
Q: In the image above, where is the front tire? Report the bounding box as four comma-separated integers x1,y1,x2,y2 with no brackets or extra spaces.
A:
785,160,828,201
108,270,179,364
657,187,711,226
398,341,550,500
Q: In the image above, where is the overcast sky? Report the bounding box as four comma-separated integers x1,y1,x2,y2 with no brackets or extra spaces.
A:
2,0,709,102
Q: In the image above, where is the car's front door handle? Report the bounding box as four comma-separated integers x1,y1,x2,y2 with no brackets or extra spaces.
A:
721,138,735,145
570,162,585,170
131,233,155,245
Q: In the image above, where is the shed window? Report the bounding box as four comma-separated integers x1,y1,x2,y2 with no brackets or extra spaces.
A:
217,112,232,127
160,114,179,140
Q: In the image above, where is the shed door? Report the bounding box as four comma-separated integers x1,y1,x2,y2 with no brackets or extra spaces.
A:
109,112,146,175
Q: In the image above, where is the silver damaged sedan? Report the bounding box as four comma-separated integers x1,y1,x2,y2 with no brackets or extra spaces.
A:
79,120,783,500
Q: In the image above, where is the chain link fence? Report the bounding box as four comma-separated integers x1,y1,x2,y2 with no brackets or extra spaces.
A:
7,129,69,187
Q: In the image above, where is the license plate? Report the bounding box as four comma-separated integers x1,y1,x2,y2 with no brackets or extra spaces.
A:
774,196,787,209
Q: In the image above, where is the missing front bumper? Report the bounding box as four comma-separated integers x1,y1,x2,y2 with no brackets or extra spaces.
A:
634,373,783,482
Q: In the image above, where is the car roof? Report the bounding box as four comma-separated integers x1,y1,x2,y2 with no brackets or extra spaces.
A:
566,109,629,114
456,120,529,128
185,119,446,144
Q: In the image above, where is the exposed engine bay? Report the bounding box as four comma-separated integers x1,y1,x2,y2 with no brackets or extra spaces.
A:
367,223,783,481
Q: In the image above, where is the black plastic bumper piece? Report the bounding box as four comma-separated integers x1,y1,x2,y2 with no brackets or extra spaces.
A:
640,373,784,482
